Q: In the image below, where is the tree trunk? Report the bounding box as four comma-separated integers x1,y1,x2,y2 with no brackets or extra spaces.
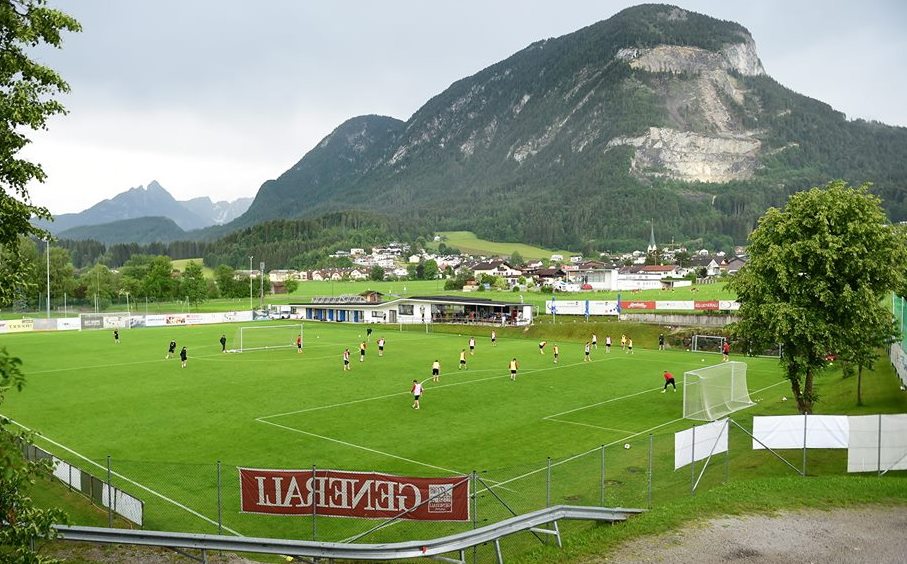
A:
788,365,806,413
857,364,864,406
795,367,815,414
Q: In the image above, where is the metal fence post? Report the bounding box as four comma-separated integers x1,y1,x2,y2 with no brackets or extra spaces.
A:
599,444,605,507
802,413,808,477
217,461,223,536
724,419,730,484
647,434,653,509
471,471,478,564
690,426,696,495
312,464,317,541
546,457,551,508
106,455,112,527
877,413,883,477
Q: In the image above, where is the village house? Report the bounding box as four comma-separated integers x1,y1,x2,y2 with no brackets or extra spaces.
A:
472,260,523,286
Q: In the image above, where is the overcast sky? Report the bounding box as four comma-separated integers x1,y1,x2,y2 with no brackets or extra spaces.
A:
22,0,907,214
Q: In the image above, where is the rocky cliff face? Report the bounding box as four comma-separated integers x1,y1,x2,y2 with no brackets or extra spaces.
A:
610,33,766,182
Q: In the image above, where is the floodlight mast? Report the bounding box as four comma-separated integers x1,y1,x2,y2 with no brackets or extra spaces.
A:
259,261,265,310
45,238,50,318
249,255,254,310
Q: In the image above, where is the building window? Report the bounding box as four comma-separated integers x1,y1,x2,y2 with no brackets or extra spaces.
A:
399,305,414,316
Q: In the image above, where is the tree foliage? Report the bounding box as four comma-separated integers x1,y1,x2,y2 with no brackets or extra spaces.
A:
0,1,80,560
729,181,907,413
179,261,207,306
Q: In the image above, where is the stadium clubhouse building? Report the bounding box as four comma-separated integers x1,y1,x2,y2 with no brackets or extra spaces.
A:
289,293,533,326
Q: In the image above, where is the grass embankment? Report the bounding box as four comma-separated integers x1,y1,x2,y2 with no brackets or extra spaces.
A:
433,231,576,260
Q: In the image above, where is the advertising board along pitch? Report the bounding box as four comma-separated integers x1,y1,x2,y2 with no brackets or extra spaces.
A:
239,468,470,521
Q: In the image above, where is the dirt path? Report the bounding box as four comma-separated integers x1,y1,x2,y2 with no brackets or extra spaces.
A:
589,506,907,564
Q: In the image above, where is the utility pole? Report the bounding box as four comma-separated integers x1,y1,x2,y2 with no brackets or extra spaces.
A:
259,261,265,311
249,255,254,310
45,238,50,318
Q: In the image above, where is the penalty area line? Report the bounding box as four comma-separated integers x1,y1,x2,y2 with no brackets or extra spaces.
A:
6,417,242,536
255,418,517,493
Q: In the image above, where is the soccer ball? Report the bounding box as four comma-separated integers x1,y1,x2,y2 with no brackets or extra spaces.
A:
701,359,705,362
624,443,631,450
358,335,362,338
782,397,788,401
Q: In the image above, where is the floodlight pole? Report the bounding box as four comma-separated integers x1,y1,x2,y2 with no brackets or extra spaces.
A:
259,261,265,311
249,256,254,310
45,238,50,318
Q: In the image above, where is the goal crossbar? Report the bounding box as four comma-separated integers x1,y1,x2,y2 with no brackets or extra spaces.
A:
238,324,303,352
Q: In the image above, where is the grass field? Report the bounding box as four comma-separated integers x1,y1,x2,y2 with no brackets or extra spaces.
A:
434,231,576,261
4,320,905,557
171,258,215,279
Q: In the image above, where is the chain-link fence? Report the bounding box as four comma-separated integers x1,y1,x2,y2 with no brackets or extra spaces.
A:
33,411,906,562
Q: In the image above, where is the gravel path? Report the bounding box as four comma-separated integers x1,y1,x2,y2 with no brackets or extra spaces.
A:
591,506,907,564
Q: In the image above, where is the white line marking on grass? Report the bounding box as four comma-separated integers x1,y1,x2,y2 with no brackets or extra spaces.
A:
257,359,599,420
544,419,636,434
6,418,241,536
543,387,663,419
256,418,462,475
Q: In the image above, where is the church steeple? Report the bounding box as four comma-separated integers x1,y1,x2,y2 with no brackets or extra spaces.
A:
647,221,657,254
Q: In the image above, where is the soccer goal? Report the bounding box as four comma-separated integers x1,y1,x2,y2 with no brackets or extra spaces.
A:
237,324,303,352
79,312,131,331
691,334,725,354
683,361,755,421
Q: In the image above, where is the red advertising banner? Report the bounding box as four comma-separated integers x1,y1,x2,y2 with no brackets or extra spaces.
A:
239,468,470,521
620,300,656,310
694,300,720,310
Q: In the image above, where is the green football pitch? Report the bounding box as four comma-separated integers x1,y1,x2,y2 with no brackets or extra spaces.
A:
1,321,788,542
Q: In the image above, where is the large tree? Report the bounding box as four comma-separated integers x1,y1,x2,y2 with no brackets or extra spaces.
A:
179,260,207,306
729,181,906,413
0,0,80,560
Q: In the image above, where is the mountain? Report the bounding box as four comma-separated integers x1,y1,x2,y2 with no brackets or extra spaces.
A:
38,181,253,236
181,196,253,225
57,216,187,245
231,4,907,251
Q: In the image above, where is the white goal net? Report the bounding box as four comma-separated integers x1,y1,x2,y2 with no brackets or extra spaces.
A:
691,335,725,354
237,324,303,352
683,361,755,421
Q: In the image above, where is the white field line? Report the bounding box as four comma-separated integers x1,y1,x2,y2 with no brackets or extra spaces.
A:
543,387,662,419
7,418,241,536
544,419,637,434
257,358,609,420
255,418,462,475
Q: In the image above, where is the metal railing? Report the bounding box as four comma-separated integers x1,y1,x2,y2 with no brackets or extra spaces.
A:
54,505,643,563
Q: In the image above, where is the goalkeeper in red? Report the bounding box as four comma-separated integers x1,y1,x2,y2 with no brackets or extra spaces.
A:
662,370,677,392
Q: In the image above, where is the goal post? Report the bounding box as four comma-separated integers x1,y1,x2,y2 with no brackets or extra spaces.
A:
691,335,725,354
237,323,303,352
683,361,755,421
